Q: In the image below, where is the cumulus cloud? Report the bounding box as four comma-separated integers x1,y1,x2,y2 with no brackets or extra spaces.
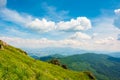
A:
0,0,92,33
1,0,120,52
56,17,92,31
26,18,55,32
114,9,120,15
0,0,6,8
0,7,92,32
0,8,55,32
27,17,92,32
69,32,91,40
114,9,120,29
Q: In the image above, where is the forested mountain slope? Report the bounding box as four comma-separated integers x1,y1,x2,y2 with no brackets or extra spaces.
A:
59,53,120,80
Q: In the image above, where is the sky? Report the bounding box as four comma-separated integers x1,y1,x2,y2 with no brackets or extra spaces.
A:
0,0,120,52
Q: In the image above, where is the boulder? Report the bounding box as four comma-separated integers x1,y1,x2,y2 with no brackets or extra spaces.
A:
0,44,4,50
0,40,8,50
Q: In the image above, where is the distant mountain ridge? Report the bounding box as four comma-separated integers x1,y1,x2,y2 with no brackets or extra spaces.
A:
34,53,120,80
25,47,90,57
58,53,120,80
0,40,95,80
31,54,65,61
25,47,120,57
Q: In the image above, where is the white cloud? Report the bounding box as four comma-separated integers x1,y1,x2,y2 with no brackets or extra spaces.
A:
95,37,115,44
0,0,92,33
57,17,92,31
91,15,120,40
0,7,92,32
69,32,91,40
94,37,120,52
0,36,83,48
0,8,56,32
0,0,6,8
4,28,30,37
26,16,92,32
0,8,32,26
0,0,120,52
114,9,120,15
26,18,55,32
1,36,120,52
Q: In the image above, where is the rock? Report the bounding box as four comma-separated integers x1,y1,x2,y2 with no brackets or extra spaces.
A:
0,40,8,50
0,44,4,50
0,40,8,46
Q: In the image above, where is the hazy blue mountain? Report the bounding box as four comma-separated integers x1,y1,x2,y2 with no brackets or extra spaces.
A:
25,47,90,57
24,47,120,58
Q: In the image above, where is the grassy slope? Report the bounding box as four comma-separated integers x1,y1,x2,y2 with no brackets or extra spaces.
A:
0,42,94,80
59,53,120,80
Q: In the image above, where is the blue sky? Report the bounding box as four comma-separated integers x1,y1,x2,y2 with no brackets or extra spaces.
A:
0,0,120,52
6,0,120,18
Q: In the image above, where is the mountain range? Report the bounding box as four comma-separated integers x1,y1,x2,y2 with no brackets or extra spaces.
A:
24,47,91,57
25,47,120,58
36,53,120,80
59,53,120,80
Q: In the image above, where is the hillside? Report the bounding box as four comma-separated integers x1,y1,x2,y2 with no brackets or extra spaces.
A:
0,40,95,80
58,53,120,80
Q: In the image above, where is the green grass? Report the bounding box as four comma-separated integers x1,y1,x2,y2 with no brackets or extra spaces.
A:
0,41,95,80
